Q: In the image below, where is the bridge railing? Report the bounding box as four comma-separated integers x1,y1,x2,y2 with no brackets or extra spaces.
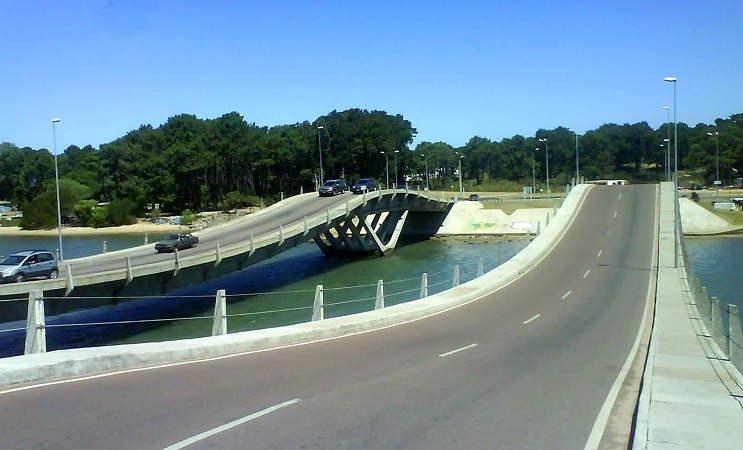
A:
680,233,743,375
1,243,528,358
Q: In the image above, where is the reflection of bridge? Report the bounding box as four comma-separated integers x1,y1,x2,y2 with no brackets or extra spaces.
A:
0,189,453,318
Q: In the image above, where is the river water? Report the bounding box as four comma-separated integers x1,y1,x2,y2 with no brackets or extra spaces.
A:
1,233,738,359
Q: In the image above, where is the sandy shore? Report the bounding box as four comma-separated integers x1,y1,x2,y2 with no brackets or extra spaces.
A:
0,222,182,236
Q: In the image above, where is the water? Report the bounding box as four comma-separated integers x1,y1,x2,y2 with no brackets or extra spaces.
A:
0,233,171,261
684,236,743,312
0,235,528,357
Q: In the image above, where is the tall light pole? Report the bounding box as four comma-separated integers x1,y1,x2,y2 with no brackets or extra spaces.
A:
394,149,400,187
575,133,580,184
532,147,538,200
539,138,550,200
317,126,324,185
664,76,679,268
52,118,64,262
457,154,464,193
380,151,389,189
421,153,429,190
663,106,671,181
707,131,720,200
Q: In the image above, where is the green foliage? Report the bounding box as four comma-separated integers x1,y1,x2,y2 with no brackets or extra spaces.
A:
107,198,138,226
690,191,700,202
19,191,58,229
218,190,248,210
180,209,195,226
90,206,109,228
73,199,99,226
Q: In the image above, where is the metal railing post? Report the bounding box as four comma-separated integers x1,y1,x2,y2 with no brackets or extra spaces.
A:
420,273,428,298
452,265,460,288
729,305,743,372
312,285,324,321
477,257,484,277
103,240,107,253
711,297,728,357
212,289,227,336
375,280,385,309
24,290,46,354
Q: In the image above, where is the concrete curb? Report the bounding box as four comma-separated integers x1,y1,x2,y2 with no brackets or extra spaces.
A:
0,185,592,387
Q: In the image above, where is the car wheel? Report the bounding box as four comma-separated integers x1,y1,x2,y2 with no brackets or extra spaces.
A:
14,273,25,283
48,269,59,280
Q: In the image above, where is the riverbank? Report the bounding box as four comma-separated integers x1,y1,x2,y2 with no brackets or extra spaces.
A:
0,221,182,236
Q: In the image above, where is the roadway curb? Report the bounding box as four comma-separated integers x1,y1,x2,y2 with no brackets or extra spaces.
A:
0,186,593,388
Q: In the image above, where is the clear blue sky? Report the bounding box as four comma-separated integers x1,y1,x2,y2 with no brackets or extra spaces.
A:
2,0,741,152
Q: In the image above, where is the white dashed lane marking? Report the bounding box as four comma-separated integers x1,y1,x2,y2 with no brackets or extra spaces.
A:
561,291,572,300
583,270,591,278
523,314,541,325
597,249,603,258
439,343,478,357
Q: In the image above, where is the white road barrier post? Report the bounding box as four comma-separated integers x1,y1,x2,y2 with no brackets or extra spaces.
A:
375,280,385,309
24,290,46,354
212,289,227,336
420,273,428,298
452,265,460,288
312,285,324,321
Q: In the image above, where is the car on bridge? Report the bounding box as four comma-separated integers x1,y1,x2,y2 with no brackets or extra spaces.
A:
318,179,347,197
154,233,199,253
0,250,58,283
351,178,379,194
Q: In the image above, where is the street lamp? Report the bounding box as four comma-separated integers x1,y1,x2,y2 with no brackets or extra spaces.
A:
539,138,550,200
575,133,580,184
380,151,389,189
707,131,720,200
664,76,679,268
52,118,64,262
457,154,465,194
394,149,400,187
421,153,429,190
317,126,324,186
663,106,671,181
532,147,538,200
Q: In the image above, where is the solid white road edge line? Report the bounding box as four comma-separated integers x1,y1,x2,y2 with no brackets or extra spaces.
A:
582,184,659,450
161,399,301,450
523,314,541,324
561,291,572,300
439,343,478,357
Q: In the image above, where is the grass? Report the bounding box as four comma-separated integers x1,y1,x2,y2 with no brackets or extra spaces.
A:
688,190,743,226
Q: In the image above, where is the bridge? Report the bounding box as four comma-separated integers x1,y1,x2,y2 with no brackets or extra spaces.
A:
0,188,453,319
3,183,741,448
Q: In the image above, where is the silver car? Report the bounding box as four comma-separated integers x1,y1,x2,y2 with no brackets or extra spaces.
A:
0,250,59,283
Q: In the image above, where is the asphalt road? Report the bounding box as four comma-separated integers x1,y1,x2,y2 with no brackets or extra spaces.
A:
0,185,659,449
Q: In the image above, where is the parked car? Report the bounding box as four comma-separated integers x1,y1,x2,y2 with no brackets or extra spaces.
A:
351,178,379,194
469,193,480,201
0,250,58,283
318,179,347,197
154,233,199,253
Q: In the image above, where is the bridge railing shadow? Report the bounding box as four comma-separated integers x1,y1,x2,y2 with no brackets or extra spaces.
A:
1,244,527,358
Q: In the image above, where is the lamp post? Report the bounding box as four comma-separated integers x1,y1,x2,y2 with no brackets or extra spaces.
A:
457,154,464,194
663,106,671,181
380,151,389,189
317,126,324,185
532,147,538,200
421,153,429,190
664,76,679,268
52,118,64,262
707,131,720,200
575,133,580,184
394,150,400,187
539,138,550,200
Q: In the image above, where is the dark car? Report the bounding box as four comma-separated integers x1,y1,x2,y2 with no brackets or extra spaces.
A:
318,179,347,197
154,233,199,253
469,193,479,201
0,250,58,283
351,178,379,194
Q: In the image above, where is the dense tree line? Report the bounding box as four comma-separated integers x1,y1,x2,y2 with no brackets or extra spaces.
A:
1,108,742,229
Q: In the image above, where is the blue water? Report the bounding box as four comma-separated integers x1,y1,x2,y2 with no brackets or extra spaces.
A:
684,236,743,311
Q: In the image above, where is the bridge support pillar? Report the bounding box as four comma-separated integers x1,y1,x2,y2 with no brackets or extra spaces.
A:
24,290,46,354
